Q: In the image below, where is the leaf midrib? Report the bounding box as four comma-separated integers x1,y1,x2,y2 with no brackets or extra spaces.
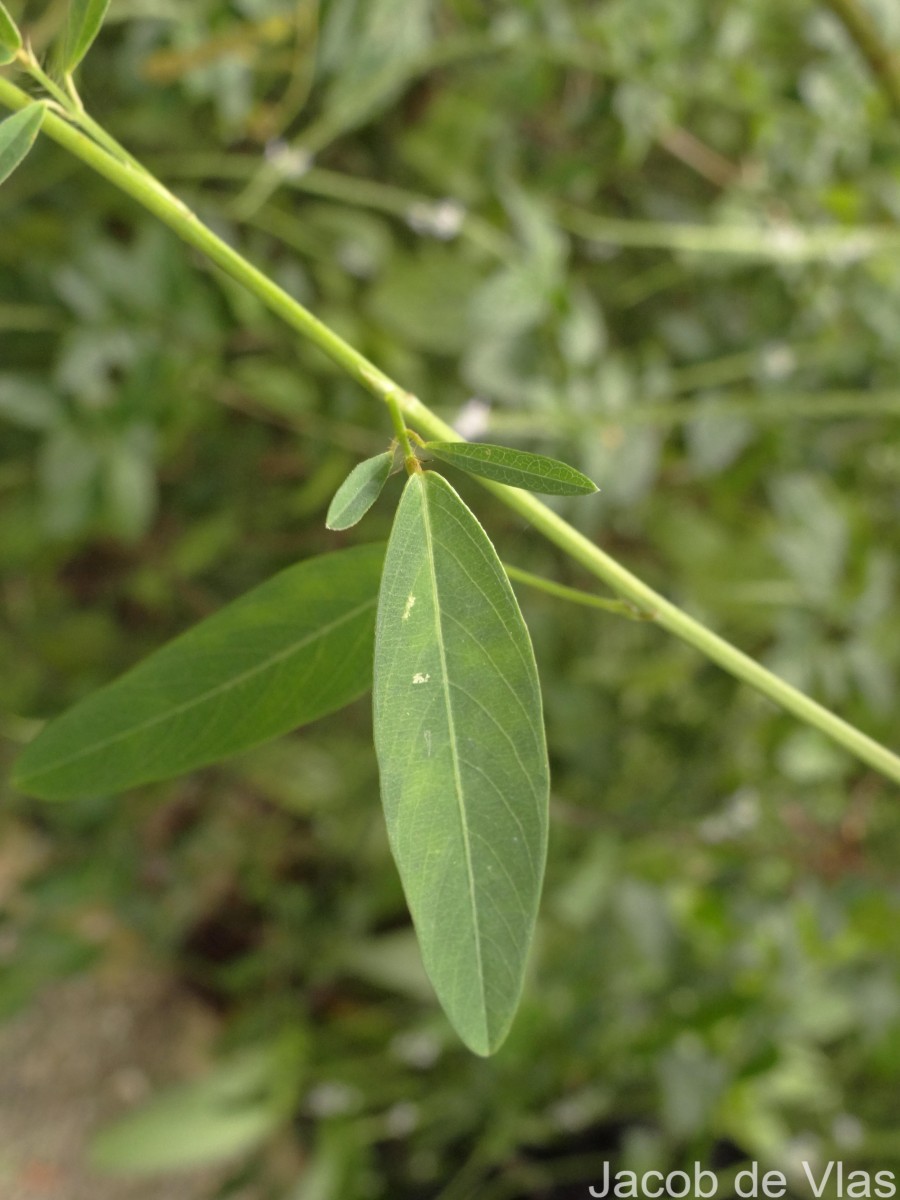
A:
419,475,488,1040
429,444,591,492
19,595,377,783
446,449,570,485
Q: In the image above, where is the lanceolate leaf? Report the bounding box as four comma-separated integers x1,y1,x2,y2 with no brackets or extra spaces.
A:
14,544,384,800
423,441,598,496
57,0,111,73
0,1,22,64
326,450,393,530
373,470,549,1055
0,104,44,187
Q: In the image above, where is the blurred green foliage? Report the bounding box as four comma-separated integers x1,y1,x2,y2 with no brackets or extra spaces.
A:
2,0,900,1194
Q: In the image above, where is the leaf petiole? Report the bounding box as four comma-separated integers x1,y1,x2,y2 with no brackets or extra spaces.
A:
503,563,652,621
384,390,420,474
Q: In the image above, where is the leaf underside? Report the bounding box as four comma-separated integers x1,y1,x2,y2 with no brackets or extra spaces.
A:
326,450,393,530
14,544,384,800
373,470,549,1055
424,441,598,495
0,104,45,187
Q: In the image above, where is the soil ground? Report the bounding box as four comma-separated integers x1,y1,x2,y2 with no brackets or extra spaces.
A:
0,970,245,1200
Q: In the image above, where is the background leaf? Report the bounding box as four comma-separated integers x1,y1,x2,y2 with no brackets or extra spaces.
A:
0,1,21,64
89,1037,305,1174
373,471,549,1055
326,450,393,530
57,0,111,73
13,544,384,800
0,104,44,187
423,441,598,496
313,0,433,148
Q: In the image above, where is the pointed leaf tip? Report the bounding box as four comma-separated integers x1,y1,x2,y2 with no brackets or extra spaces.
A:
373,471,549,1054
326,451,393,530
0,1,22,63
57,0,111,73
423,441,598,495
0,104,45,188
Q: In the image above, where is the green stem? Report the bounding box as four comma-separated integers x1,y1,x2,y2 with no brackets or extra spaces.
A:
151,153,512,259
385,391,417,471
148,151,898,266
2,72,899,786
401,393,900,785
0,78,399,403
17,50,172,176
15,50,82,109
503,564,648,621
70,105,149,174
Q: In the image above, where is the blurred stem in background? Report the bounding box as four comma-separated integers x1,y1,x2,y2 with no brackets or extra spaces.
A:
151,151,900,264
822,0,900,113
